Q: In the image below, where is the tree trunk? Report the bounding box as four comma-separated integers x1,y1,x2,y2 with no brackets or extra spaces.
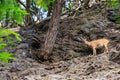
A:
47,2,53,17
83,0,90,9
25,0,33,26
41,0,63,60
73,0,79,9
118,0,120,14
4,11,9,27
74,0,79,5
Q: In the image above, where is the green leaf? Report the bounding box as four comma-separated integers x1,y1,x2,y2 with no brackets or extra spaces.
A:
0,52,15,64
0,0,27,24
0,38,3,42
0,28,21,41
0,44,7,49
37,0,55,10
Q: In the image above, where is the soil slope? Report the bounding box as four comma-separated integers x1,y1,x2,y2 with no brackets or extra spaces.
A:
0,10,120,80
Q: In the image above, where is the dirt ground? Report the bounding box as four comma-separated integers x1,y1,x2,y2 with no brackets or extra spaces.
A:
0,9,120,80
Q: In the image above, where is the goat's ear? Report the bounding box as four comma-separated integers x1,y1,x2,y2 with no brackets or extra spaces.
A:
81,37,85,40
81,37,83,40
81,37,85,41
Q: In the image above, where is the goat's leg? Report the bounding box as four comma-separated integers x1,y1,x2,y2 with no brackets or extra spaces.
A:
93,47,96,56
104,44,108,54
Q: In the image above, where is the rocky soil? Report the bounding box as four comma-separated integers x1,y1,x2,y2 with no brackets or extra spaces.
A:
0,9,120,80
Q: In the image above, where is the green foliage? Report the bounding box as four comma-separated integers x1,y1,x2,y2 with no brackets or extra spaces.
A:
0,52,15,64
114,13,120,24
36,0,55,10
68,2,73,11
0,28,21,65
0,28,21,41
106,0,119,9
106,0,120,24
11,6,28,24
0,44,7,49
0,0,27,24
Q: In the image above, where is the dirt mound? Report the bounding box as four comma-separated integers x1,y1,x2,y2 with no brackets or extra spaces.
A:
0,11,120,80
1,54,120,80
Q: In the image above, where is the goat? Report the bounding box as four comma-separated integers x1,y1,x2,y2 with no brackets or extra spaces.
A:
81,38,109,56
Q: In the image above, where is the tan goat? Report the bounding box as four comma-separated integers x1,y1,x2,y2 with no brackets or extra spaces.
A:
82,38,109,55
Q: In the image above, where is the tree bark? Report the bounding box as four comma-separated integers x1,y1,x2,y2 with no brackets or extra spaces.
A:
83,0,90,9
47,2,53,17
73,0,79,9
25,0,33,26
74,0,79,5
41,0,63,60
4,11,9,27
118,0,120,14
